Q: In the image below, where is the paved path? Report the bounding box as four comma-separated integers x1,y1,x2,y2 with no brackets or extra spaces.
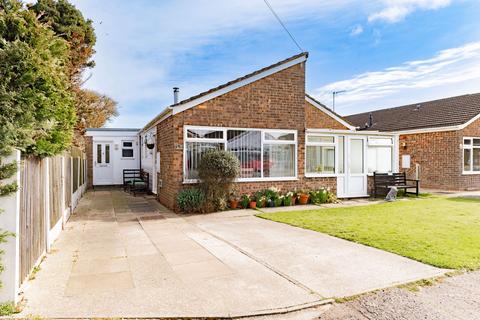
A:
18,189,445,318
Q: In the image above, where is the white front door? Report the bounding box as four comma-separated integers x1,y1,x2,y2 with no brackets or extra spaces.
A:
337,136,368,197
93,142,114,185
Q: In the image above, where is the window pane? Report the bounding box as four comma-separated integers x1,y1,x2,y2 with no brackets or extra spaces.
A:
227,130,261,179
187,129,223,139
263,144,295,177
350,139,364,174
96,144,102,163
307,136,334,143
185,142,224,180
474,139,480,147
368,147,392,173
464,138,472,145
464,149,472,172
264,132,295,141
123,141,133,147
338,136,344,174
306,146,335,174
122,149,134,158
105,145,110,163
474,149,480,171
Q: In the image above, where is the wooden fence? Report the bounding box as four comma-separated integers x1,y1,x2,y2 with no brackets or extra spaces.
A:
17,147,87,287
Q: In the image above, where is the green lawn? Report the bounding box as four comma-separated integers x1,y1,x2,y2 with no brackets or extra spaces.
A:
258,197,480,270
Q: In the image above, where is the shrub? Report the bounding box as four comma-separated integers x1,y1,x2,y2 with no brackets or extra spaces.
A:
176,188,205,213
198,149,239,212
310,189,329,204
240,195,250,208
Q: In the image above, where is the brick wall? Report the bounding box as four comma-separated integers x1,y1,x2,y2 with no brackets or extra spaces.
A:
305,101,349,130
85,136,93,189
156,62,342,210
399,131,463,190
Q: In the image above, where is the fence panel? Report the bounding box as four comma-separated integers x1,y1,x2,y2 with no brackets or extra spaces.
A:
48,156,63,228
19,157,47,284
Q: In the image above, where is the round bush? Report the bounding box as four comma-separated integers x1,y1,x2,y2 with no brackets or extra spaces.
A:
176,188,205,213
198,149,239,212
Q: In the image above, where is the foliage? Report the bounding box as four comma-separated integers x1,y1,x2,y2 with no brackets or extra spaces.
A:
73,88,118,132
0,0,76,158
259,197,480,270
0,162,17,180
198,150,239,212
0,301,20,316
0,181,17,196
309,188,329,204
176,188,205,214
240,194,250,208
28,0,96,84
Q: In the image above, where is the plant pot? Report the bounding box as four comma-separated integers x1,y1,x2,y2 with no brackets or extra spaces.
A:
146,143,155,149
230,200,238,209
291,197,297,205
249,201,257,209
299,194,309,205
267,199,275,207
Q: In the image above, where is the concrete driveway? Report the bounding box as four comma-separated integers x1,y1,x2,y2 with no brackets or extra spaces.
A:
18,189,445,318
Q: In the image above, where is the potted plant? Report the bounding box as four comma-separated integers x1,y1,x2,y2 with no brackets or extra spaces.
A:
249,195,257,209
275,195,283,207
298,190,309,205
229,188,239,209
240,194,250,208
283,192,293,206
291,190,298,205
256,196,266,208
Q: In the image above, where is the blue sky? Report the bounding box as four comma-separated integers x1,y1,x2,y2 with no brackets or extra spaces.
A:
70,0,480,128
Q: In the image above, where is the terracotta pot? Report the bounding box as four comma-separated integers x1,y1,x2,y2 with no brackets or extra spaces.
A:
291,197,297,205
299,194,309,205
249,201,257,209
230,200,238,209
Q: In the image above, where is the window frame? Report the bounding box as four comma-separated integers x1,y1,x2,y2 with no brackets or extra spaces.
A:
121,140,135,159
366,136,394,174
305,133,337,178
183,125,298,183
462,137,480,174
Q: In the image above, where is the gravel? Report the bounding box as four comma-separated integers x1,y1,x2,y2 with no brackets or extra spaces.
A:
319,271,480,320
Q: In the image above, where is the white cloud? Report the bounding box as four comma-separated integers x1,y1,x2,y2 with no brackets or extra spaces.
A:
350,24,364,36
368,0,451,23
312,42,480,114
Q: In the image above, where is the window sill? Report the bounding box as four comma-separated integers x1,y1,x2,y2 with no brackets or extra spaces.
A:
462,171,480,175
305,173,336,178
183,177,299,184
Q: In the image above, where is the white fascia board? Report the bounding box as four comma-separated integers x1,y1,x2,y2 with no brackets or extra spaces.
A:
305,96,356,131
395,125,461,135
459,112,480,129
172,55,308,115
85,130,139,137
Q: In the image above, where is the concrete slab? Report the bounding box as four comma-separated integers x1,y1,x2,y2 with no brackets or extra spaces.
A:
17,189,445,318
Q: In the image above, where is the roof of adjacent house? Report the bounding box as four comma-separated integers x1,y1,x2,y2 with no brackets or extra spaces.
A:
141,52,309,132
345,93,480,132
85,128,140,132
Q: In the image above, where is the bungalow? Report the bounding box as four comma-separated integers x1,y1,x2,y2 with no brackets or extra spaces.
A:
86,53,399,209
346,93,480,191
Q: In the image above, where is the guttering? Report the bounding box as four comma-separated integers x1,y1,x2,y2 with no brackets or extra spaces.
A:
306,128,398,136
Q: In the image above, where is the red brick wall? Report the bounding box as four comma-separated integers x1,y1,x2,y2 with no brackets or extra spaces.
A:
156,62,339,210
305,101,349,130
399,131,464,190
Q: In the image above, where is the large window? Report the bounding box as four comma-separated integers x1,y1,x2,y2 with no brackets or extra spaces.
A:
184,126,297,182
367,137,393,173
305,135,336,176
463,137,480,173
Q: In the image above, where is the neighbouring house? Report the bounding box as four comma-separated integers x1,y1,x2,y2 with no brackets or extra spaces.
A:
86,53,400,210
346,93,480,191
85,128,140,187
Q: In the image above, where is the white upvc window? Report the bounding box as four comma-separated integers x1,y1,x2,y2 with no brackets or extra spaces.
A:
367,137,393,174
463,137,480,174
121,140,134,159
183,126,297,183
305,134,336,177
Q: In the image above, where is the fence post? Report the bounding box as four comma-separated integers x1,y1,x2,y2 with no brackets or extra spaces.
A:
0,150,21,303
44,158,51,253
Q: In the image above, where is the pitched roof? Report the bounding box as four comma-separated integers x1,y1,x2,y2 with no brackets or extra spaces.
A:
141,52,308,132
345,93,480,132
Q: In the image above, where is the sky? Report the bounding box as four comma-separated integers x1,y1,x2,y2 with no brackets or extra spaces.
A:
69,0,480,128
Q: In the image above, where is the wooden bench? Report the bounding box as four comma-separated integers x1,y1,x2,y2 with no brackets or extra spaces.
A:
130,170,149,196
373,172,419,198
123,169,141,192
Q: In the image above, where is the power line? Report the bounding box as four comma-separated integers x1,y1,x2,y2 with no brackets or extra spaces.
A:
263,0,303,52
